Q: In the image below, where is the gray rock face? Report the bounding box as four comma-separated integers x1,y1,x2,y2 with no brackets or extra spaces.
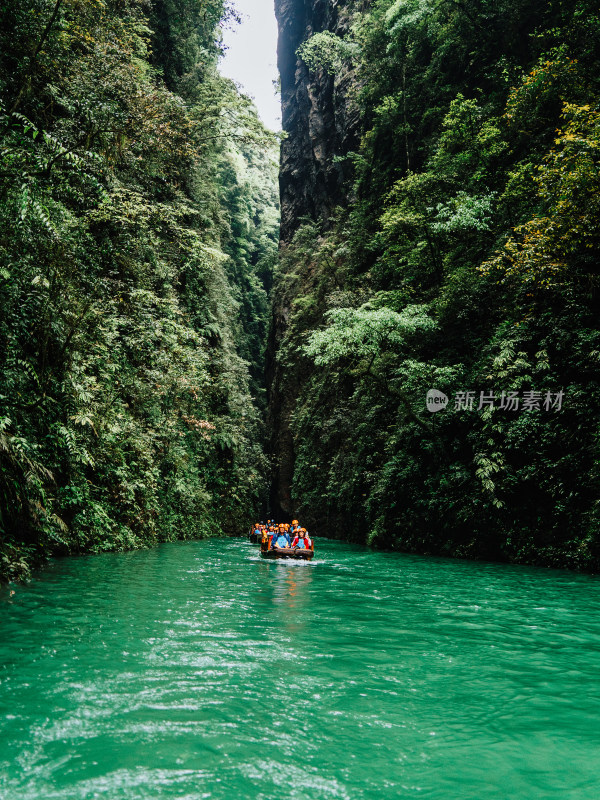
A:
267,0,360,517
275,0,360,244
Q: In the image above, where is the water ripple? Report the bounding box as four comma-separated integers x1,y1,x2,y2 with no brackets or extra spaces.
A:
1,538,600,799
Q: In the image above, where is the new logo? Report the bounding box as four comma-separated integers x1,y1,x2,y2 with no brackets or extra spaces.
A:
426,389,448,413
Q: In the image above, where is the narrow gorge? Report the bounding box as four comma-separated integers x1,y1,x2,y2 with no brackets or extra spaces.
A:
2,0,600,580
2,4,600,797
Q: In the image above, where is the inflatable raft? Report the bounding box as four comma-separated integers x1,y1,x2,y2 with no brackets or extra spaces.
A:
260,545,314,561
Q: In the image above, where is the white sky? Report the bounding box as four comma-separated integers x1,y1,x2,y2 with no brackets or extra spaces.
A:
219,0,281,131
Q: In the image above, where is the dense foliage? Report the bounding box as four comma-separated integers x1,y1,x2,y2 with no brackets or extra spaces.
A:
0,0,278,581
277,0,600,569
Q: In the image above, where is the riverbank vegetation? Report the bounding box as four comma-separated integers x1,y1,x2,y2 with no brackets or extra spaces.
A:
0,0,278,581
277,0,600,569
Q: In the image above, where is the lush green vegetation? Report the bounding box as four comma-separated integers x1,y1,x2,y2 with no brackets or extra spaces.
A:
0,0,278,581
279,0,600,569
4,0,599,579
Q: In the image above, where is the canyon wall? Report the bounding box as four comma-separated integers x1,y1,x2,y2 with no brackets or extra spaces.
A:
265,0,600,569
267,0,358,517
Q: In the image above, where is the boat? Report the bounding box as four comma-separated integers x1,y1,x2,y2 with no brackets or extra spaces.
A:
248,531,262,543
259,544,314,561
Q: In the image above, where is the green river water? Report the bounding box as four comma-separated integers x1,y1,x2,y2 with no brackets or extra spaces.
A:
1,537,600,799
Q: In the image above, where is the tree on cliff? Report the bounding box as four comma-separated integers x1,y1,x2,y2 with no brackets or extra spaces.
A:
274,0,600,569
0,0,278,581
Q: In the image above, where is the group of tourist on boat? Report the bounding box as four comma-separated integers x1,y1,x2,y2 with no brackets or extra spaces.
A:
248,520,314,560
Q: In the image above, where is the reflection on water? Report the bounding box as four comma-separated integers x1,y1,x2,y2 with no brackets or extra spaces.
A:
266,561,315,633
270,562,313,604
1,537,600,800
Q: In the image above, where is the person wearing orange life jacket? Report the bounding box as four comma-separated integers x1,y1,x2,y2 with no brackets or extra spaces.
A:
292,528,312,550
271,525,292,549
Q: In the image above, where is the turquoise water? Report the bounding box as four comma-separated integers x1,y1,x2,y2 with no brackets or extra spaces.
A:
1,537,600,799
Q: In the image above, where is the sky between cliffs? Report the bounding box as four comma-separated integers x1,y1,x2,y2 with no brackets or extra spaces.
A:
219,0,281,131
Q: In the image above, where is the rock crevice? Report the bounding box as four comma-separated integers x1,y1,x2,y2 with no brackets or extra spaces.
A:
268,0,359,516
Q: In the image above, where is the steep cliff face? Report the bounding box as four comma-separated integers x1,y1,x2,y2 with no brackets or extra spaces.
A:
276,0,358,244
266,0,600,570
267,0,359,517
